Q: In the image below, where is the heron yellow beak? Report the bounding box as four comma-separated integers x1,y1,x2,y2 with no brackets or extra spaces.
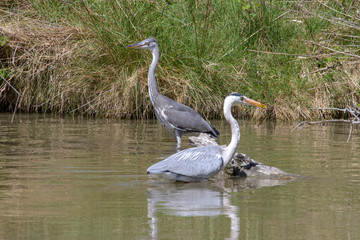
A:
245,98,267,108
126,42,141,48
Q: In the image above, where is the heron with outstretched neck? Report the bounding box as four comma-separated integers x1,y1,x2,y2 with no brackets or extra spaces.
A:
126,38,219,148
147,92,266,182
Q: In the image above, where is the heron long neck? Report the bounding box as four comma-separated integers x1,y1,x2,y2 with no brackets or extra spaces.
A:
148,45,160,104
223,101,240,166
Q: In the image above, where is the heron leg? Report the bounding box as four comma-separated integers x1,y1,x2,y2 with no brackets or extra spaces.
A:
174,130,182,148
176,136,181,148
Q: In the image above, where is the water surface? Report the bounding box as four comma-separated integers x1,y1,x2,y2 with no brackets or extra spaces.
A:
0,114,359,240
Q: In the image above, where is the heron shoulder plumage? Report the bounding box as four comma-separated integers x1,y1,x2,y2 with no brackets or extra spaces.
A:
158,95,219,137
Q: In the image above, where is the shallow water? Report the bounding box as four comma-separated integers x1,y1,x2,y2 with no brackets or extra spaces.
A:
0,114,359,240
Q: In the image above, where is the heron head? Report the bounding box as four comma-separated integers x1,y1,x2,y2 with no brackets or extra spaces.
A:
126,38,157,50
227,92,267,108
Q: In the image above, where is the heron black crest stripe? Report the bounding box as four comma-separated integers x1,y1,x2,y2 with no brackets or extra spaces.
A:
229,92,243,97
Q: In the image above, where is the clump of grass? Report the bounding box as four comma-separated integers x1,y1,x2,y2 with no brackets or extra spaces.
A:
1,0,359,120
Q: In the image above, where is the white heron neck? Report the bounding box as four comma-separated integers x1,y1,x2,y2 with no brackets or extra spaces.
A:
223,101,240,166
148,45,160,103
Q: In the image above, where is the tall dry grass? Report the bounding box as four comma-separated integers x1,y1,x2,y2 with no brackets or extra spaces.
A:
0,0,359,120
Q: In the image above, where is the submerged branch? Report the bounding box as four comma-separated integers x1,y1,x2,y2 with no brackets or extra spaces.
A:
292,105,360,142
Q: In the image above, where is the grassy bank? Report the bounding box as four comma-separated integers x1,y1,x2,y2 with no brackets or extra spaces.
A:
1,0,359,120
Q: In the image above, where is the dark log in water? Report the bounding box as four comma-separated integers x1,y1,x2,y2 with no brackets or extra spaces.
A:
189,133,298,179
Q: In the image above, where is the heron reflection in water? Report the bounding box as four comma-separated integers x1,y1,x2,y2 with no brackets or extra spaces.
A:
147,184,240,239
147,92,266,182
126,38,219,148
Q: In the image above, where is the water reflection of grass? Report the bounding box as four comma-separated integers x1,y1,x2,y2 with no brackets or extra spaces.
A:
1,0,359,120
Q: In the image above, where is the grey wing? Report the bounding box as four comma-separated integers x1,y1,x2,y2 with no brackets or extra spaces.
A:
147,146,223,178
162,103,219,137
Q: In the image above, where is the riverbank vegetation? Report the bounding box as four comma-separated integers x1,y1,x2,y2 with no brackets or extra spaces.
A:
1,0,359,120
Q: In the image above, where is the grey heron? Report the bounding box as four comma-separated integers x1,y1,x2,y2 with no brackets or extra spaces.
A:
147,92,266,182
126,38,219,148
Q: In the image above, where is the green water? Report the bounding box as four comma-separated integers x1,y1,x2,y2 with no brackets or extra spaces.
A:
0,114,359,240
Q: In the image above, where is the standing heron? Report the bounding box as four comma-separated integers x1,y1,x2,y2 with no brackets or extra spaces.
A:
126,38,219,148
147,92,266,182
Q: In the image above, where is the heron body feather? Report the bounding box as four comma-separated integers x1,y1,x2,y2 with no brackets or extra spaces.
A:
153,92,219,140
147,145,223,179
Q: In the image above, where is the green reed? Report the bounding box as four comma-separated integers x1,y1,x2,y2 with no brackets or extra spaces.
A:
1,0,359,119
